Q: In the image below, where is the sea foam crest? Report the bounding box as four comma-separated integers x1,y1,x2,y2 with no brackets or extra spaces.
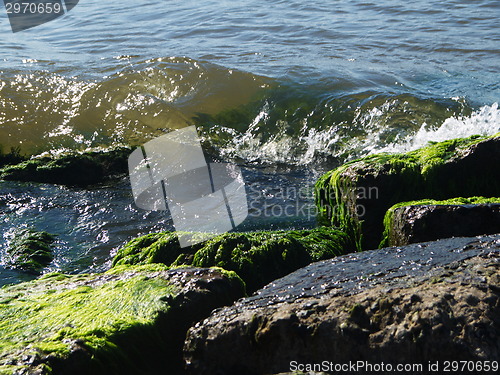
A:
370,102,500,154
205,102,500,167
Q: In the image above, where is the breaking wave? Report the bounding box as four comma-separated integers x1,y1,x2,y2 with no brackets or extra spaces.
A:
1,57,498,168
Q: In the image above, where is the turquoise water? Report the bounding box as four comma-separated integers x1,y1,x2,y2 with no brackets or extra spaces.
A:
0,0,499,284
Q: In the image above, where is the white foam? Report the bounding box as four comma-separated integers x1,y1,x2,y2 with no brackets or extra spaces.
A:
371,102,500,154
209,102,500,166
216,121,341,165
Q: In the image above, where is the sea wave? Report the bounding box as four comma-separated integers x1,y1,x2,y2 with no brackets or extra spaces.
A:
0,57,271,154
1,57,498,167
197,92,496,167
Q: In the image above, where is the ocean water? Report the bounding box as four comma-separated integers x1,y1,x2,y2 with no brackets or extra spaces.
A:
0,0,499,285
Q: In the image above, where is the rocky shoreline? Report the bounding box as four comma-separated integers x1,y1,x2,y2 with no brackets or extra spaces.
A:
112,227,354,293
0,134,499,374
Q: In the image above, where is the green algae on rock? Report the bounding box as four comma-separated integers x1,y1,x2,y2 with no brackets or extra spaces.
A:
0,264,245,375
0,147,25,169
0,147,131,187
315,134,500,250
3,229,55,274
380,197,500,247
112,227,353,293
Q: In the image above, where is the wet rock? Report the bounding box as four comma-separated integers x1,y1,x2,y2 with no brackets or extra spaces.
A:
0,147,25,169
382,197,500,246
0,265,245,375
184,234,500,375
315,134,500,250
3,229,55,274
112,227,354,293
0,147,131,187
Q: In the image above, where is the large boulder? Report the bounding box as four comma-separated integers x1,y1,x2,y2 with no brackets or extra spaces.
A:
0,265,245,375
112,228,354,293
315,134,500,250
381,197,500,247
184,234,500,375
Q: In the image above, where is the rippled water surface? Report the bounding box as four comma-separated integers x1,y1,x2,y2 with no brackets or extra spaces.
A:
0,0,499,284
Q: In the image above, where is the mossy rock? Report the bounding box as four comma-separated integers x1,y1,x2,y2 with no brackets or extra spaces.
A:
112,227,354,293
315,133,500,250
0,147,25,169
381,197,500,247
0,264,245,375
0,147,131,187
3,229,55,274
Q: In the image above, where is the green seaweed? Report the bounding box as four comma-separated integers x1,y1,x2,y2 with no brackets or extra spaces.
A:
315,133,500,250
379,196,500,247
0,147,131,186
0,263,246,374
0,264,175,374
113,227,353,293
112,232,203,269
4,229,55,273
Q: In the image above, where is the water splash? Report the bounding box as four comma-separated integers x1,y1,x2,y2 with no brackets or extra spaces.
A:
371,102,500,154
198,93,494,166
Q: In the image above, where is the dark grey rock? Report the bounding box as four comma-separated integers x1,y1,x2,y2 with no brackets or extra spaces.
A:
0,147,131,187
184,234,500,375
388,203,500,246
